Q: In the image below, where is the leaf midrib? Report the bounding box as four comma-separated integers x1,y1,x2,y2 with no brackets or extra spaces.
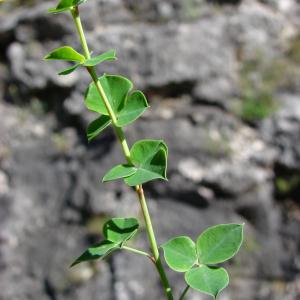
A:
199,227,240,263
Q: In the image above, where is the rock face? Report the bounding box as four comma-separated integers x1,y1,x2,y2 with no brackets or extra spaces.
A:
0,0,300,299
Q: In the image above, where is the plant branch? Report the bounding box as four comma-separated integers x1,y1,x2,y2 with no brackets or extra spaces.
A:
70,7,174,300
122,246,152,258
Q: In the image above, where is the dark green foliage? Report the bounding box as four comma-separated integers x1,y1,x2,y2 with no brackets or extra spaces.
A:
87,115,111,143
71,218,139,266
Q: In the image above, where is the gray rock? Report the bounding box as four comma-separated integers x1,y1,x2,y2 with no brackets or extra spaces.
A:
1,0,300,299
261,93,300,169
228,1,285,59
203,162,271,197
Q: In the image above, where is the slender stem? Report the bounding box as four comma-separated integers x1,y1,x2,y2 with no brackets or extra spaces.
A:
135,186,159,259
122,246,151,258
71,7,90,59
136,185,173,300
72,7,131,163
179,285,190,300
70,7,174,300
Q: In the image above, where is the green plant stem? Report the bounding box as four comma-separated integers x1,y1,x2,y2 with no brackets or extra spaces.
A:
178,285,190,300
136,185,173,300
71,7,90,59
122,246,152,258
70,7,174,300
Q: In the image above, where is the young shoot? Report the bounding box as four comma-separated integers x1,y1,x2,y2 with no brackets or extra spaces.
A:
44,1,244,299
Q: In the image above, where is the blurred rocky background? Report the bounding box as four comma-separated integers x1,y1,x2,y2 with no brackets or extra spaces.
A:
0,0,300,299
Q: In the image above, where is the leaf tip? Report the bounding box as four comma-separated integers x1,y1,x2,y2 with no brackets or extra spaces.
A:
86,134,93,144
47,7,56,13
70,260,79,268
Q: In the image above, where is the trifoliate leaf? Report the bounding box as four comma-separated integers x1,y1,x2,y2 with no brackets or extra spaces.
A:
70,217,139,267
84,75,149,126
124,140,168,186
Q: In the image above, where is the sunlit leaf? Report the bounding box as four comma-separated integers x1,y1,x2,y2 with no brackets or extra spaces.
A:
84,50,117,67
161,236,197,272
185,265,229,298
44,46,85,63
197,224,244,265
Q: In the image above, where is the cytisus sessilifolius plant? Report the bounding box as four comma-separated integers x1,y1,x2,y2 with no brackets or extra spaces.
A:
44,1,244,299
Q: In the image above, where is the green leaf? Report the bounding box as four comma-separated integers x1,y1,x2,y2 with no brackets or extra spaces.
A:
161,236,197,272
48,0,86,13
84,50,117,67
84,75,149,125
185,265,229,298
116,91,149,127
70,240,119,267
70,217,139,267
87,115,111,143
124,140,168,186
85,75,133,115
103,218,139,244
103,164,137,182
48,0,73,13
44,46,85,63
197,224,244,265
58,63,81,76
